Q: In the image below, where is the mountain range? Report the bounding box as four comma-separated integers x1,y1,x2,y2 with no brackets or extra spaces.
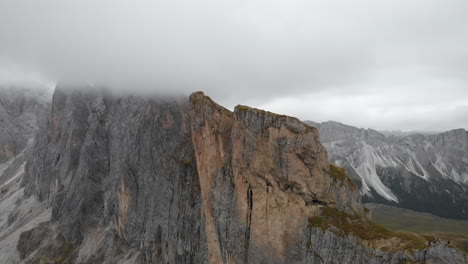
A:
0,86,466,263
305,120,468,220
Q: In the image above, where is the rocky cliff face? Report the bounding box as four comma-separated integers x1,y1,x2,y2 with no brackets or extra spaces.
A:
190,92,362,263
7,88,467,263
0,86,51,163
23,87,206,263
305,120,468,220
0,85,52,263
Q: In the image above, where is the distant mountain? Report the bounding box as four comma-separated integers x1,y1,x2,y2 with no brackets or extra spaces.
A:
379,130,439,137
304,120,468,220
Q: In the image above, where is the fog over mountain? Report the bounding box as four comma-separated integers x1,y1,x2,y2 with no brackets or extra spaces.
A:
1,0,468,131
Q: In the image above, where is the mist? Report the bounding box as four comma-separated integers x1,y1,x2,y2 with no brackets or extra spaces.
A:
1,0,467,131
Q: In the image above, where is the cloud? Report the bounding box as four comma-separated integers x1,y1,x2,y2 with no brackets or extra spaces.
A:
0,0,467,130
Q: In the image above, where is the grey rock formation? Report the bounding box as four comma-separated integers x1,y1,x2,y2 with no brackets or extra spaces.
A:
304,228,467,264
0,85,52,263
5,87,467,263
305,120,468,220
23,87,206,263
17,222,52,259
0,86,51,163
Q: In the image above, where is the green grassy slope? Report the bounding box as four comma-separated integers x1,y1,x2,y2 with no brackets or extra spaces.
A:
366,203,468,253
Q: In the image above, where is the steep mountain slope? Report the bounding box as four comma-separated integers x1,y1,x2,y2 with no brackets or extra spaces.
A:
0,86,51,163
3,87,466,263
0,85,52,263
305,120,468,220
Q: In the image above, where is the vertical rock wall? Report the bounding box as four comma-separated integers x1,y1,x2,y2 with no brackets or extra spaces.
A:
23,88,207,263
190,92,362,263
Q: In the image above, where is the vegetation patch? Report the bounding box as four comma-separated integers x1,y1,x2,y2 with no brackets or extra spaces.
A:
327,164,357,190
180,157,195,167
236,105,282,116
308,207,428,252
115,248,124,256
368,203,468,254
29,233,77,264
308,216,325,229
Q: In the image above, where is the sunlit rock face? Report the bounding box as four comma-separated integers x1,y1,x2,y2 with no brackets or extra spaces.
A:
9,87,467,263
306,120,468,220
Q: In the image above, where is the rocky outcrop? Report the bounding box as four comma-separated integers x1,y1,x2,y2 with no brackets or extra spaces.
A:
190,92,362,263
304,228,467,264
305,120,468,220
17,222,52,259
15,88,468,263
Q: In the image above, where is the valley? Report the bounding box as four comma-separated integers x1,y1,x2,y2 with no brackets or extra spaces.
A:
367,203,468,254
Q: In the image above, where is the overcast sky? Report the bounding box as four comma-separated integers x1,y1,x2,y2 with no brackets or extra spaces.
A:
0,0,467,131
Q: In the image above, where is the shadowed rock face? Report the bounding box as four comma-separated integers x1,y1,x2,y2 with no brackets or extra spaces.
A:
23,87,206,263
18,88,468,263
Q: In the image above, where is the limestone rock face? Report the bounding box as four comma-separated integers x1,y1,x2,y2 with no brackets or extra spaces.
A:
16,88,467,263
190,92,362,263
